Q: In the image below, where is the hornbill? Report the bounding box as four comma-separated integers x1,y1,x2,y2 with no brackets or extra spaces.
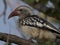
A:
8,6,60,41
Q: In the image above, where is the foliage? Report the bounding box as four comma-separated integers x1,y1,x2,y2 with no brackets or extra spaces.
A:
23,0,35,4
23,0,60,20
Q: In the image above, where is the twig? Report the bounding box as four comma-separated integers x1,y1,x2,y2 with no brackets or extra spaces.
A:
0,32,37,45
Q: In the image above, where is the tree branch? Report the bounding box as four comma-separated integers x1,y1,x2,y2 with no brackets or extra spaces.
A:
0,32,37,45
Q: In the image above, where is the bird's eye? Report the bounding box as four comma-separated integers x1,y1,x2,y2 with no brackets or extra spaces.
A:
19,9,23,11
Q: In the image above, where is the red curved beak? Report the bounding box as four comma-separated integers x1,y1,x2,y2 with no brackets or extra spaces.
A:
8,10,19,19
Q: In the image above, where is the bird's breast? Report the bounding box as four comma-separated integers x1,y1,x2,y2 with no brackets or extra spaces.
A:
20,25,56,40
20,25,39,38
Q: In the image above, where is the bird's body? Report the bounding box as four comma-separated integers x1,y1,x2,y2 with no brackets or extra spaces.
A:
8,6,60,41
19,24,56,40
18,15,60,40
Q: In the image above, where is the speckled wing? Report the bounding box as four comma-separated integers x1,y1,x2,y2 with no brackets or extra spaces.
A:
20,15,60,34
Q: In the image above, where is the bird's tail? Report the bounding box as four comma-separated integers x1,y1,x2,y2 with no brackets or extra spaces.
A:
44,20,60,34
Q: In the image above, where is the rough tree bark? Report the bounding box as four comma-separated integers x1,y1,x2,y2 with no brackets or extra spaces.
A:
0,32,37,45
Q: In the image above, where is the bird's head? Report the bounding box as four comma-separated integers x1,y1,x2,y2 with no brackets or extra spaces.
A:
8,6,34,19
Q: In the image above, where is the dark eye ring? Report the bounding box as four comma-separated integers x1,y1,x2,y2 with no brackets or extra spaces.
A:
19,9,23,11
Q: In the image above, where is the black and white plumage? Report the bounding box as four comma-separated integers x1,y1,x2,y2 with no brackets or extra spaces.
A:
8,6,60,41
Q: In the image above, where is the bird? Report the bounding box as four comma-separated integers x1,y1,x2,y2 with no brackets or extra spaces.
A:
8,6,60,41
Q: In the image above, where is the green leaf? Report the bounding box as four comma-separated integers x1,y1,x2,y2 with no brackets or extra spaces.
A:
39,0,48,4
24,0,35,4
